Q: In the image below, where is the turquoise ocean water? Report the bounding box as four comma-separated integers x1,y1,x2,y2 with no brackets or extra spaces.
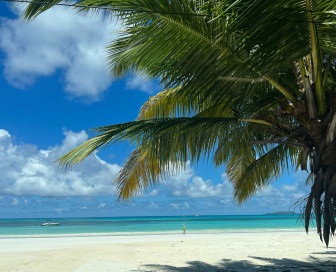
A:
0,215,302,236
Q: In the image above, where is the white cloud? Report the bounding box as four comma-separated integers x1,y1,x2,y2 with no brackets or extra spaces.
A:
125,74,160,94
0,127,311,215
250,175,310,212
148,202,159,209
0,129,121,197
0,6,122,101
220,199,231,204
161,165,310,213
11,197,19,206
148,189,159,196
54,208,68,214
282,184,298,192
164,164,233,198
170,202,189,210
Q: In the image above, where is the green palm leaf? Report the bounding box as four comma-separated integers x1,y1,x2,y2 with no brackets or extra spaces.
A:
231,144,299,203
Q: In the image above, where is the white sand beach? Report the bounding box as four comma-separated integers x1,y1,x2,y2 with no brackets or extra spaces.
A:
0,230,335,272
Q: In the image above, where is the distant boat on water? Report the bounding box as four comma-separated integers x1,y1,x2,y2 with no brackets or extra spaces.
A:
41,222,60,226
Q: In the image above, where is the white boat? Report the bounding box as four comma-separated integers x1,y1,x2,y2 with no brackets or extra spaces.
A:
41,222,60,226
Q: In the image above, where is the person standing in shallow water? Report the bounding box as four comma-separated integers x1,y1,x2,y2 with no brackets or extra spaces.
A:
183,223,186,235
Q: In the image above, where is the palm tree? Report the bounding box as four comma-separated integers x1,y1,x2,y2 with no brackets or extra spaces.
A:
24,0,336,246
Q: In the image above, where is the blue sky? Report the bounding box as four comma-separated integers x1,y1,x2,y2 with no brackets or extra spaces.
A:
0,3,309,218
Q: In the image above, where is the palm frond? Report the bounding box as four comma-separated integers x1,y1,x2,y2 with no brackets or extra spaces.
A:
306,0,325,115
23,0,64,20
231,144,299,203
114,148,160,200
58,117,240,168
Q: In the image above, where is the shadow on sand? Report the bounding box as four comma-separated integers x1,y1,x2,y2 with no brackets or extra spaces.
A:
140,255,336,272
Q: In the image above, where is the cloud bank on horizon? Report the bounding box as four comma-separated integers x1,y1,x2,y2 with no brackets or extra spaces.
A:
0,128,233,199
0,127,310,216
0,128,121,196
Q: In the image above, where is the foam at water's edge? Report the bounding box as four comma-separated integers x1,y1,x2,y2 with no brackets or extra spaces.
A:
0,227,310,239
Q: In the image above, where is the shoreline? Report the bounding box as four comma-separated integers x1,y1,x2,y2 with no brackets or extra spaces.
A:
0,227,306,239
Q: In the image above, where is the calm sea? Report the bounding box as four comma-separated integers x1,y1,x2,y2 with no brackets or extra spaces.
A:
0,215,302,236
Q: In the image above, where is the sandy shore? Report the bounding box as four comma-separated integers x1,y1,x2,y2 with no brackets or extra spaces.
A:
0,230,335,271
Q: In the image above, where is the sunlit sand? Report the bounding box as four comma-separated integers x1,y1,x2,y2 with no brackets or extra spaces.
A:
0,230,334,271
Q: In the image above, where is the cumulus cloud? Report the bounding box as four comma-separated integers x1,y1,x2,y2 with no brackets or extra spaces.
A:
249,174,310,212
0,129,121,197
148,189,159,196
54,208,68,214
0,6,122,101
170,202,189,210
148,202,159,209
164,164,233,198
125,74,160,94
0,127,311,215
160,163,310,213
11,197,19,206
